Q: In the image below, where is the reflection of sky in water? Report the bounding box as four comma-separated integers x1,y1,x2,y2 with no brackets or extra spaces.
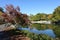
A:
18,27,56,38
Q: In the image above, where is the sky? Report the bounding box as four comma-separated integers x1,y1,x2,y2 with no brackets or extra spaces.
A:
0,0,60,15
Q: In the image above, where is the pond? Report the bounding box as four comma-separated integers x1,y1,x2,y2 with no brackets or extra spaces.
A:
17,24,57,38
0,24,60,38
18,28,55,38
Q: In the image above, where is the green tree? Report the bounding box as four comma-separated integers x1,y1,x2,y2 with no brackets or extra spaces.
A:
52,6,60,21
30,13,47,21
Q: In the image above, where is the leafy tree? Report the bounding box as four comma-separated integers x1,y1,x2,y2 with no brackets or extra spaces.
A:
52,6,60,21
30,13,47,21
1,5,31,27
47,14,53,20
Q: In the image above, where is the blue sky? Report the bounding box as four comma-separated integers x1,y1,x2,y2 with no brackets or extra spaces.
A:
0,0,60,15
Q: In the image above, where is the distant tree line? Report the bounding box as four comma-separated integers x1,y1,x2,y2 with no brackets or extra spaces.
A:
29,6,60,22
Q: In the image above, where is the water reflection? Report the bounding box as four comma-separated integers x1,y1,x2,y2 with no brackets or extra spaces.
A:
31,24,57,30
18,24,56,38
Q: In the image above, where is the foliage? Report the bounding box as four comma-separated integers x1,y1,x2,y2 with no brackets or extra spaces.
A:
22,30,55,40
30,6,60,21
52,6,60,21
0,5,60,40
0,5,31,27
0,11,3,16
53,25,60,37
30,13,47,21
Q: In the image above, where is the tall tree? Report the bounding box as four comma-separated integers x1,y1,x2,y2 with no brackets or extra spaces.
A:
52,6,60,21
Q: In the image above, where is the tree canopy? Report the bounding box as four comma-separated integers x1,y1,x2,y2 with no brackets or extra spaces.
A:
52,6,60,21
0,5,31,26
